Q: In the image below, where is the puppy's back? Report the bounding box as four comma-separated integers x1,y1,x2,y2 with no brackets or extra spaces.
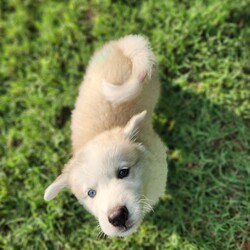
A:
71,35,160,153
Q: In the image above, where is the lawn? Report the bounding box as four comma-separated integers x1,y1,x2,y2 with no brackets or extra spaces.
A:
0,0,250,249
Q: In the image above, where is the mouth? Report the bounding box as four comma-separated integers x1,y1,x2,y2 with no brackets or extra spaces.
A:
116,220,140,236
121,223,134,232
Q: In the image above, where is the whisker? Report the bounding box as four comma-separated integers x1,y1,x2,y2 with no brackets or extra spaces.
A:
138,196,155,214
140,195,154,204
141,203,154,213
97,230,103,240
95,224,104,240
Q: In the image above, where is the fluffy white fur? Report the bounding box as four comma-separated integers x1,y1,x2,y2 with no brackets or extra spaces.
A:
44,35,168,237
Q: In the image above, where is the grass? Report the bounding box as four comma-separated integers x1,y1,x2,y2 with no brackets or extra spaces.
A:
0,0,250,249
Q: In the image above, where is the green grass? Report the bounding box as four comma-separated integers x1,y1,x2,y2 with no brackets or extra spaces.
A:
1,0,250,249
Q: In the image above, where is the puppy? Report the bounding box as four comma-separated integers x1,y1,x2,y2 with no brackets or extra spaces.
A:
44,35,168,237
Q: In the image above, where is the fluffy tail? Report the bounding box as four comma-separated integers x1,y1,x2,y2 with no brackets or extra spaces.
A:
102,35,155,104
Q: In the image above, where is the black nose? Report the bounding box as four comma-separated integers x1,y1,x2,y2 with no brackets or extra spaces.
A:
108,206,129,227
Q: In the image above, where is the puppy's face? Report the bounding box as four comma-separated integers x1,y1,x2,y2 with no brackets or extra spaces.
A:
70,132,146,236
44,111,150,236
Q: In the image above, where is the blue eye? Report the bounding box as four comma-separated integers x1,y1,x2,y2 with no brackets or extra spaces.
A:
88,189,96,198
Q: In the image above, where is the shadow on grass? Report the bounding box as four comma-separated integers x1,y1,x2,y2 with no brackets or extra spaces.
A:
150,80,249,249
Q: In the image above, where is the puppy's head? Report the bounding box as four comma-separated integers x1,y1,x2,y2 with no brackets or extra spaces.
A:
44,111,150,236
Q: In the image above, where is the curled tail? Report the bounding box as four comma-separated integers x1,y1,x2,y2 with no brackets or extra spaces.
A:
102,35,155,104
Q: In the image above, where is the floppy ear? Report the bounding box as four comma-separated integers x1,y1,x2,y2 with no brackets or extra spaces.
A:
44,173,68,201
124,110,147,140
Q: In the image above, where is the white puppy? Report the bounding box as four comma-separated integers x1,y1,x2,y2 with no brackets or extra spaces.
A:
44,35,168,237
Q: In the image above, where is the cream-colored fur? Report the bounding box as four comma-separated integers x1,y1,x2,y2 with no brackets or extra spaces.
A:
44,35,167,237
